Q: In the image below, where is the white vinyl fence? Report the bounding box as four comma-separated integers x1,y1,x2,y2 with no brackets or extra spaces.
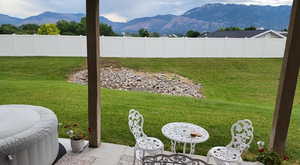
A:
0,35,286,58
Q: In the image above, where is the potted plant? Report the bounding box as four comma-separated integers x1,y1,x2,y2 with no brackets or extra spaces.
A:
64,123,86,153
256,141,282,165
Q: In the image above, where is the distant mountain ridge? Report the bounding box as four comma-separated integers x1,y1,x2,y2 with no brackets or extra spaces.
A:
0,3,292,34
21,12,85,25
183,4,291,30
0,14,22,25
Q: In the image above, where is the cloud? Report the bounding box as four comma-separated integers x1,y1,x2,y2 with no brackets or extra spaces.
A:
0,0,85,18
0,0,293,20
101,13,128,22
0,0,47,18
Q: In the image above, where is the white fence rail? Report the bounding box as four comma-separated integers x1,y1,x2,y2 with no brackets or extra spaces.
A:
0,35,286,58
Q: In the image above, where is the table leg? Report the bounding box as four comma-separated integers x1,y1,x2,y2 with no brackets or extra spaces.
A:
183,143,186,154
190,143,196,154
171,140,176,153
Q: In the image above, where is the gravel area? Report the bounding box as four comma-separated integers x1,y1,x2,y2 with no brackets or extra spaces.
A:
69,67,203,99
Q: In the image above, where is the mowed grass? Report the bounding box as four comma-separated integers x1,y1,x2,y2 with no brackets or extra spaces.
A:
0,57,299,163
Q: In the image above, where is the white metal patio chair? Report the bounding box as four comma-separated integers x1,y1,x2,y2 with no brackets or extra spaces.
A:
128,109,164,165
207,119,254,165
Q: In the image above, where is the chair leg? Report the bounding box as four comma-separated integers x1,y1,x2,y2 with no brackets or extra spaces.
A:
139,149,145,165
133,147,136,165
206,151,211,163
236,158,243,165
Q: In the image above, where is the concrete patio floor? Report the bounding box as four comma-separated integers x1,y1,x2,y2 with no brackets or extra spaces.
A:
58,138,261,165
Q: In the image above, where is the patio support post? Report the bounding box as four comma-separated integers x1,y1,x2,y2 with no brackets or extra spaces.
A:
86,0,101,147
270,0,300,155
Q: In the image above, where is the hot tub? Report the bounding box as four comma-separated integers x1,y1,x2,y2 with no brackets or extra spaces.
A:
0,105,59,165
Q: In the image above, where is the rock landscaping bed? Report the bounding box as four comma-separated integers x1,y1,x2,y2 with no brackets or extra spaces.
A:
69,67,203,99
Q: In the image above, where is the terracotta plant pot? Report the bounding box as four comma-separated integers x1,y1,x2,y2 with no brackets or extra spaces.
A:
71,139,85,153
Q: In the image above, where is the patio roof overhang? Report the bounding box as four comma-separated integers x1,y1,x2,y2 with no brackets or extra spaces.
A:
85,0,300,156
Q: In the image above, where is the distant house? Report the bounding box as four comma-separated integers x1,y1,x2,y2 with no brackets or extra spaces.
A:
168,34,178,38
203,30,286,38
279,31,288,37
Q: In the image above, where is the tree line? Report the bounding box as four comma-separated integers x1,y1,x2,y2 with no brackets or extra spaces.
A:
0,19,265,37
184,26,261,38
218,26,258,31
0,17,117,36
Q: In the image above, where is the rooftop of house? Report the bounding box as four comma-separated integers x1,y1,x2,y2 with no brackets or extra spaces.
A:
203,29,285,38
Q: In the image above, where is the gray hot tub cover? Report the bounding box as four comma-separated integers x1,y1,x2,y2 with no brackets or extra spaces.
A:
0,105,58,157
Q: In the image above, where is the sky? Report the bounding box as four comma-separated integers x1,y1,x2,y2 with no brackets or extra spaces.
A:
0,0,292,22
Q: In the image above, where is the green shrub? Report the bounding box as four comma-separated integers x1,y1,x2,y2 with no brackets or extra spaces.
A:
256,151,282,165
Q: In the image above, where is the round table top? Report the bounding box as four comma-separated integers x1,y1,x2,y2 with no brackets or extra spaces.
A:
161,122,209,144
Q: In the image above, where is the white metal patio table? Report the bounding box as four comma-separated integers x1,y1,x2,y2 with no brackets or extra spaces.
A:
162,122,209,154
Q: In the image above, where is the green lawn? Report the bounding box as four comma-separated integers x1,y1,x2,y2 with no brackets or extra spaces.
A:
0,57,299,163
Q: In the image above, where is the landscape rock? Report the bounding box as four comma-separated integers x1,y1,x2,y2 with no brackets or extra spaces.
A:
69,67,203,99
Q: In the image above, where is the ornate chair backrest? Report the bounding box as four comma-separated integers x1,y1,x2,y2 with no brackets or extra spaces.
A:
128,109,147,141
142,154,209,165
226,119,254,154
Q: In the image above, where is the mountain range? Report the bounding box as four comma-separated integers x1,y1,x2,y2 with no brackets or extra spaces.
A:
0,3,291,34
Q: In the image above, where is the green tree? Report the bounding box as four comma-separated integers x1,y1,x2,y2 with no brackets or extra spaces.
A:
100,23,116,36
78,17,87,35
244,26,257,31
79,17,116,36
0,24,19,34
19,24,40,34
77,18,86,35
125,33,139,37
219,27,242,31
57,20,82,35
186,30,201,38
37,24,60,35
138,28,150,37
150,32,160,37
57,20,72,35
